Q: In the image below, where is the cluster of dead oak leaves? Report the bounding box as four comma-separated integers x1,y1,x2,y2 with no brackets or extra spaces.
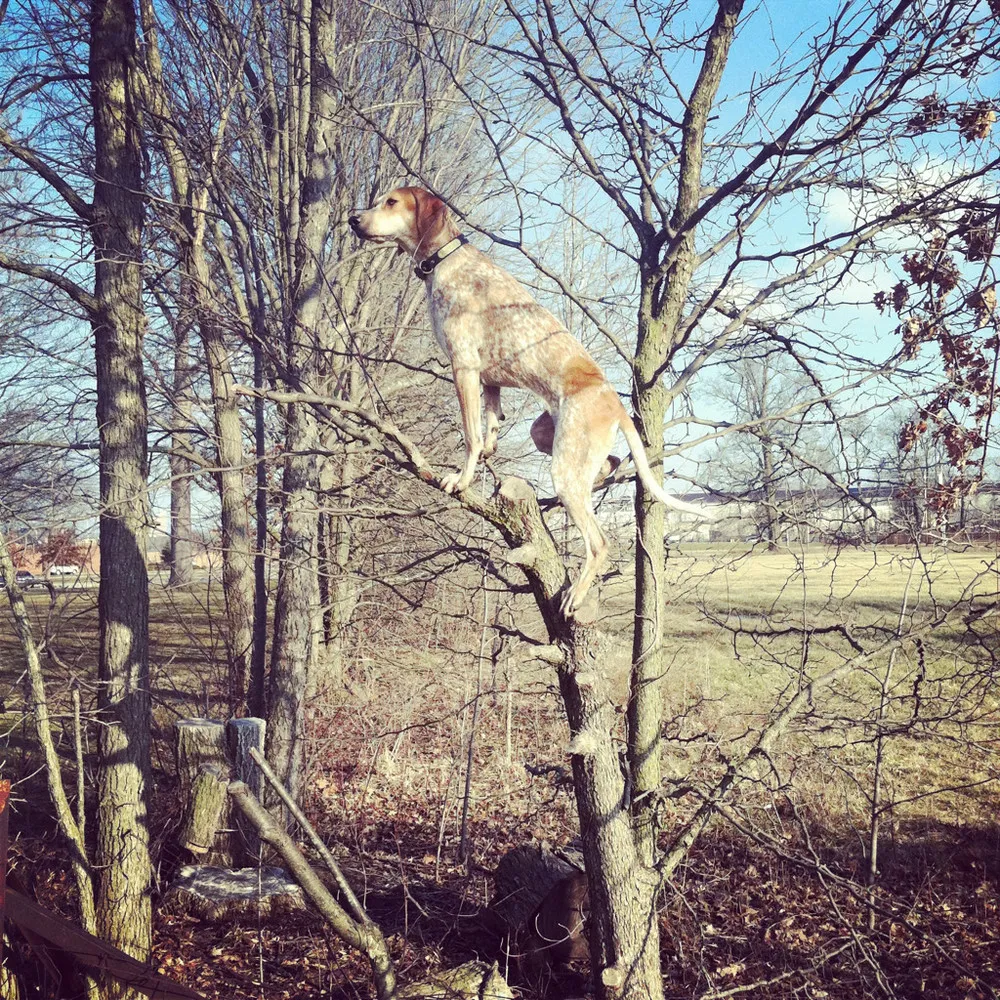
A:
874,94,998,511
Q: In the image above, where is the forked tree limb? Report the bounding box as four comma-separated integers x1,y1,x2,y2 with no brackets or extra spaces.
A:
247,746,368,925
227,780,397,1000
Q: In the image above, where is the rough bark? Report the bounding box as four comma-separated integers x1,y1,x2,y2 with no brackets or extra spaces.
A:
267,0,341,795
175,719,229,791
251,337,269,718
203,322,256,716
90,0,153,982
317,440,359,687
227,717,266,861
175,719,233,864
179,765,231,856
487,478,661,1000
267,402,320,796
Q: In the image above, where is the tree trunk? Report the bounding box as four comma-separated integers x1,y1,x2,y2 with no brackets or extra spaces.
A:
137,0,256,712
624,5,744,993
201,321,255,716
486,478,662,1000
268,405,320,797
251,336,269,718
623,296,670,1000
559,627,662,1000
317,441,359,688
90,0,152,984
628,322,668,869
169,321,194,587
266,0,340,795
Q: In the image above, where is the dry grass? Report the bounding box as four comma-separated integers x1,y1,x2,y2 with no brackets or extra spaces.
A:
2,544,997,830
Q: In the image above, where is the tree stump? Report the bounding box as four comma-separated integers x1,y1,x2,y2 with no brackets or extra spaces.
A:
163,865,304,922
227,717,265,861
174,719,233,864
175,719,228,795
178,764,230,855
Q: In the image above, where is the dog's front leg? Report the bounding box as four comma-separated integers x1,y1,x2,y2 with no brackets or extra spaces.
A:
483,385,504,458
441,366,484,494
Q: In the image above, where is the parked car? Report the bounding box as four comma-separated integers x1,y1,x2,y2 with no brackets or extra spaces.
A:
1,571,45,589
47,565,80,578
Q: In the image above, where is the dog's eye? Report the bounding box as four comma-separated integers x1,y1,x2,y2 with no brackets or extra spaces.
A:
385,197,397,207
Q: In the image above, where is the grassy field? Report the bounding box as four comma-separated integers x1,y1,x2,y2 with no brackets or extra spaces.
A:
1,543,999,998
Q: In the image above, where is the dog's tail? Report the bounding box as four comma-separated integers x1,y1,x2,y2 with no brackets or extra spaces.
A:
617,408,713,520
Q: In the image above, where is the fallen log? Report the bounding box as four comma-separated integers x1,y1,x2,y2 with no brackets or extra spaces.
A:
490,845,590,994
396,961,513,1000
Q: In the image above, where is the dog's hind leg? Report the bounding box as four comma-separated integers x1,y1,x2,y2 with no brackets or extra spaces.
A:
551,393,619,614
533,409,619,484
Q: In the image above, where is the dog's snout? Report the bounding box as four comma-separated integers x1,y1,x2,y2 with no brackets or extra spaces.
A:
348,214,361,230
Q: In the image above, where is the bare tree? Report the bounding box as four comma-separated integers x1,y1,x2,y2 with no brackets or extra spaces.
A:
317,2,1000,998
137,0,256,710
150,0,501,790
90,0,153,982
0,0,154,984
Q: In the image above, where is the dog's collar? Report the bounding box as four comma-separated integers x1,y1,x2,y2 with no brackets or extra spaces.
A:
414,235,469,280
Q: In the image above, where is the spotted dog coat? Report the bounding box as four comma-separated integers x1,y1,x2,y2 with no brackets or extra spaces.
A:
349,186,708,614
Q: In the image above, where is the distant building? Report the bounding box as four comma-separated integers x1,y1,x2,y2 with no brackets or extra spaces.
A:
598,482,1000,546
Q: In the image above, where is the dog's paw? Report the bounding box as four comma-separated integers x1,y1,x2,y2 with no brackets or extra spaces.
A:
441,470,467,494
560,583,599,622
560,587,581,618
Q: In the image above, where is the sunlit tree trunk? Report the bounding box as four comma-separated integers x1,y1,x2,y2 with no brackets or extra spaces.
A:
90,0,153,985
267,0,339,795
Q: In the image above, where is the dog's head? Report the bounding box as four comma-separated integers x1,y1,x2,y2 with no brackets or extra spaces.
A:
349,187,453,256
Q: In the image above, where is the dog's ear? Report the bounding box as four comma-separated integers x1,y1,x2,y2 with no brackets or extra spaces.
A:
412,189,449,253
